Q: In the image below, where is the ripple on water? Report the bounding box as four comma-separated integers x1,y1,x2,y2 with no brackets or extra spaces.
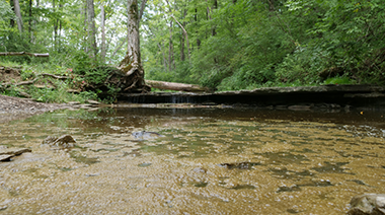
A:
1,108,385,214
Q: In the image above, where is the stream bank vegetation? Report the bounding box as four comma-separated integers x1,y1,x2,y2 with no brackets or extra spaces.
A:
1,0,384,103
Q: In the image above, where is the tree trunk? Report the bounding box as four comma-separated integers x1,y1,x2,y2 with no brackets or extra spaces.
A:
171,14,189,60
10,0,15,27
162,42,167,70
13,0,23,34
31,0,39,43
58,3,62,51
212,0,217,36
100,3,106,63
53,0,58,50
117,0,148,93
168,20,174,71
146,80,210,92
86,0,97,58
29,0,32,42
165,0,189,60
180,30,185,61
194,8,200,49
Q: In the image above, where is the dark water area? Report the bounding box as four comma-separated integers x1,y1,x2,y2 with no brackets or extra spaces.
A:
1,107,385,214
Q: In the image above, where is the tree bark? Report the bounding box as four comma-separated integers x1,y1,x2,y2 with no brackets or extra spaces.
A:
86,0,97,58
100,3,106,63
139,0,147,20
29,0,32,42
117,0,148,92
10,0,15,27
180,29,185,61
168,20,174,71
212,0,217,36
53,0,58,50
13,0,23,34
58,3,62,51
195,8,201,49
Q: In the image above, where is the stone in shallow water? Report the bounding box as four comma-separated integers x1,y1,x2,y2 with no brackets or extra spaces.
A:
348,193,385,215
42,135,76,148
0,148,32,162
0,154,14,162
218,162,261,170
132,131,164,140
0,148,31,156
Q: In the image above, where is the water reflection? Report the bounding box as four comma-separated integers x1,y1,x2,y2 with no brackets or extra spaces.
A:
0,107,385,214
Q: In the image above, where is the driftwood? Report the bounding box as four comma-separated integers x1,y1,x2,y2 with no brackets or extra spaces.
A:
0,52,49,57
146,80,210,92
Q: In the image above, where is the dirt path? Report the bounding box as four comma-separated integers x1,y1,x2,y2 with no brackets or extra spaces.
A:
0,95,68,123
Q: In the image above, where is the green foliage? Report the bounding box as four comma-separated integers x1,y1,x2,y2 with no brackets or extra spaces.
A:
28,85,98,103
323,76,356,85
20,69,36,81
1,0,385,98
142,0,385,90
0,0,15,22
0,85,20,97
84,67,111,85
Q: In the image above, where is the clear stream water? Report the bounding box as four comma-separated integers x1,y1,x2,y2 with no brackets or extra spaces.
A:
1,107,385,214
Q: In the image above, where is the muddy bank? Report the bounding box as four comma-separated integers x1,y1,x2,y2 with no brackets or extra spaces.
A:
0,95,68,123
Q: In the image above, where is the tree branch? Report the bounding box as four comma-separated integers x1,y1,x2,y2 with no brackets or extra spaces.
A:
139,0,147,20
0,52,49,57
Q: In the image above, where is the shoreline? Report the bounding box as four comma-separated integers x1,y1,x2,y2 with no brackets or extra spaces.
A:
0,94,69,123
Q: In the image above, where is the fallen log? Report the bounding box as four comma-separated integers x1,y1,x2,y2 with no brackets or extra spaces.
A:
146,80,211,93
0,52,49,57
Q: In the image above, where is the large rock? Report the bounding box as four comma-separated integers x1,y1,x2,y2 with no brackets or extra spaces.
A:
42,135,76,148
348,193,385,215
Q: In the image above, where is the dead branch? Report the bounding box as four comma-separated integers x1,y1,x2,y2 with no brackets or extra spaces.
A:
39,73,70,80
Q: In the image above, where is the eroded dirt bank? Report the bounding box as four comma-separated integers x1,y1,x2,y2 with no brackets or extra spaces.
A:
0,95,68,123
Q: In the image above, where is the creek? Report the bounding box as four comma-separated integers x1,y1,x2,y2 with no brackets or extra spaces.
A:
1,107,385,214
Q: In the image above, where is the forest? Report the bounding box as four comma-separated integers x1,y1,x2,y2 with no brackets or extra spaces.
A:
1,0,385,102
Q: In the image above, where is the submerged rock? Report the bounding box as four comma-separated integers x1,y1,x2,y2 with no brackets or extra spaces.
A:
132,131,164,140
0,148,32,156
43,135,76,147
0,148,32,162
218,162,261,170
348,193,385,215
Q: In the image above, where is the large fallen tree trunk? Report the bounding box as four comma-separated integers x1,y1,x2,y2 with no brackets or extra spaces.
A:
146,80,211,92
0,52,49,57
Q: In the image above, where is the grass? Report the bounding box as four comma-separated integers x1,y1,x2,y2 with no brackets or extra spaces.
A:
0,60,99,104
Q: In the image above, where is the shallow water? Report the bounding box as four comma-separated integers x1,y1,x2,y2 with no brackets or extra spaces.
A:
1,107,385,214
